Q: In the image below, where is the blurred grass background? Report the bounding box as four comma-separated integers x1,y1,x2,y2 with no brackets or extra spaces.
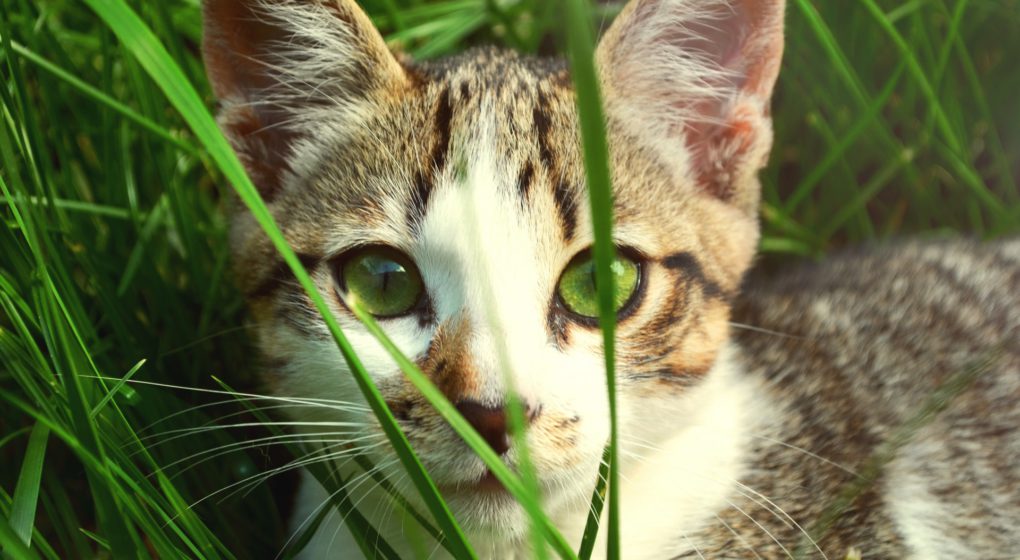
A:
1,0,1018,558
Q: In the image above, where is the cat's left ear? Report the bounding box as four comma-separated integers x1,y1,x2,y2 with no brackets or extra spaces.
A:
596,0,785,214
203,0,406,199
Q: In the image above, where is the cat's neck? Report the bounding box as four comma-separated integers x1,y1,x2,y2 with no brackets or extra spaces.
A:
554,344,772,559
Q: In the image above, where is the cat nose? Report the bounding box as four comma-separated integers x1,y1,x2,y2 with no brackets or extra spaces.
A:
454,400,538,456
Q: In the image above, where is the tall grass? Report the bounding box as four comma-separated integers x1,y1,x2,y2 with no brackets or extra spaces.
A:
1,0,1018,559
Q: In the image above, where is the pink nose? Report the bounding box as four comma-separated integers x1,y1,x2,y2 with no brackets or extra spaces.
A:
454,400,538,455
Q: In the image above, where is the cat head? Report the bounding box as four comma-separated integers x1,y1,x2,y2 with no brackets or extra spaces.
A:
204,0,784,538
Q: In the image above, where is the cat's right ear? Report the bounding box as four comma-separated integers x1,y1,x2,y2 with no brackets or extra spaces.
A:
203,0,406,199
596,0,785,215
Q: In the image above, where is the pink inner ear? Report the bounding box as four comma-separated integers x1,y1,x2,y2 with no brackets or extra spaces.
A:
204,0,308,200
669,3,751,90
203,0,286,101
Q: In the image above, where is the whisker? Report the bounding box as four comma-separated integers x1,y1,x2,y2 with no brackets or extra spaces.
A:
319,459,402,558
713,514,762,560
172,439,388,525
676,531,708,560
233,441,392,499
728,321,805,340
732,481,828,560
280,458,399,559
155,431,385,481
158,325,254,358
136,396,368,436
753,434,859,477
721,497,793,558
84,375,371,411
138,420,370,450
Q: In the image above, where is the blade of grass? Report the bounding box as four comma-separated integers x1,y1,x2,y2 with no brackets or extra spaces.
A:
412,13,487,59
375,0,407,32
0,136,140,558
563,0,620,557
80,1,475,556
857,0,1010,228
0,428,31,453
819,148,915,242
90,359,146,418
0,196,132,219
787,0,925,218
6,40,198,155
0,511,41,560
934,0,1019,205
576,446,610,560
784,61,905,215
9,422,49,547
43,291,142,559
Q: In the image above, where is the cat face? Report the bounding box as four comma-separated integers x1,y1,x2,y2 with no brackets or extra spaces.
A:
204,0,783,538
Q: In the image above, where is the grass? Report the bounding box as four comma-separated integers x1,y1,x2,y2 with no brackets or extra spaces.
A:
1,0,1018,559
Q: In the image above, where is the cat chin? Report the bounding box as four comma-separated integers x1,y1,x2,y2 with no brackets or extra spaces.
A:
291,469,534,559
443,492,530,537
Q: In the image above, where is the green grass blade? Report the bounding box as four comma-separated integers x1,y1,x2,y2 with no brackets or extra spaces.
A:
90,359,146,418
0,196,132,219
7,40,198,155
0,511,41,560
563,0,620,557
576,446,610,560
784,61,905,215
412,13,487,59
80,1,474,556
9,422,49,547
856,0,1009,228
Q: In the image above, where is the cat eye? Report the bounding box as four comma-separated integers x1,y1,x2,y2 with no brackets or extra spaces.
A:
337,246,424,318
556,250,641,320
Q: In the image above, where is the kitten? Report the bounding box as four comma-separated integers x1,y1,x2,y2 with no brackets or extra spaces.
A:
202,0,1020,558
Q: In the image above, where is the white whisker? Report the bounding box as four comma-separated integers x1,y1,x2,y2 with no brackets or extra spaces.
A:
713,514,762,559
753,434,859,477
728,321,805,340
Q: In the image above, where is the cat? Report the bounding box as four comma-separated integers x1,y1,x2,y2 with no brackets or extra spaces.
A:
202,0,1020,558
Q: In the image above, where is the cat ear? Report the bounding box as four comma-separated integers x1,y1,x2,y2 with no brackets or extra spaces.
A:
203,0,406,199
597,0,785,212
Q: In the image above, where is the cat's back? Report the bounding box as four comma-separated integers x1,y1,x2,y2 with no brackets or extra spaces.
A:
726,239,1020,558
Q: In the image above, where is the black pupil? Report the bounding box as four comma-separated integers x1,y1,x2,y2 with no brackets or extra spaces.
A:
366,258,402,292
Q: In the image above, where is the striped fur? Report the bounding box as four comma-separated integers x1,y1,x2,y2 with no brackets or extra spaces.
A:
203,0,1020,558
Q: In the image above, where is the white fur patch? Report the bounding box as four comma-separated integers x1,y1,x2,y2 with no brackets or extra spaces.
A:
884,474,970,558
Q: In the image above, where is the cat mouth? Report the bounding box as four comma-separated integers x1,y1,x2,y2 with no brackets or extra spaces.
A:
440,469,509,496
474,469,505,492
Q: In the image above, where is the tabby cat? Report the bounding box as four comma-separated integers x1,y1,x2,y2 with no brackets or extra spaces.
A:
202,0,1020,557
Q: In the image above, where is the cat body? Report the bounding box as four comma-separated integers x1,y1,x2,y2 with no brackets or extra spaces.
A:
201,0,1020,557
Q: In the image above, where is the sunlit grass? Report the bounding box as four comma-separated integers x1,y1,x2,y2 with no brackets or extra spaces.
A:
2,0,1018,558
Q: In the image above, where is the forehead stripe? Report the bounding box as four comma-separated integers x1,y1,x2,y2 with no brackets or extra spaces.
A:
516,161,535,204
661,252,730,301
533,91,576,242
407,86,454,233
533,93,555,169
552,179,577,242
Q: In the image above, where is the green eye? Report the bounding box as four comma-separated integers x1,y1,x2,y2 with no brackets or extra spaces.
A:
340,247,424,317
557,251,641,319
